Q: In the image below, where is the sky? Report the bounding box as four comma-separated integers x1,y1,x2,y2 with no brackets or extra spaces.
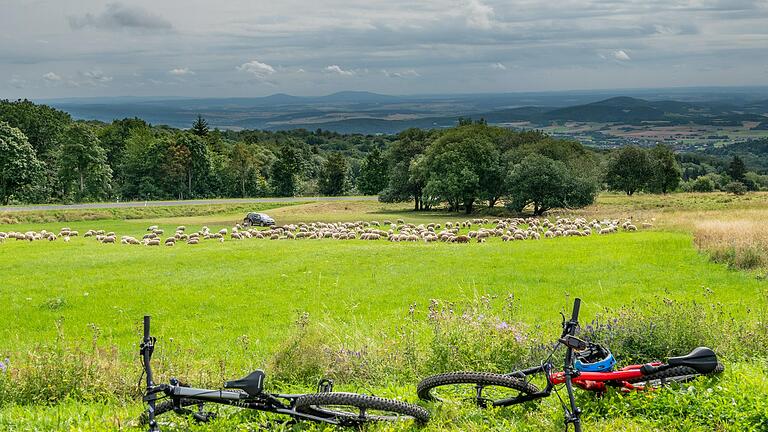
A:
1,0,767,98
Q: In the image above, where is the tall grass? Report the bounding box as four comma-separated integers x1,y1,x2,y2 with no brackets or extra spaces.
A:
694,220,768,271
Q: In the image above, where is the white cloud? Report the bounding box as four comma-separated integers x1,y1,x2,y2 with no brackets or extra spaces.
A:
383,69,420,78
83,70,113,83
326,65,355,76
237,60,276,79
42,72,62,81
464,0,494,29
612,50,631,61
491,62,507,70
169,67,194,76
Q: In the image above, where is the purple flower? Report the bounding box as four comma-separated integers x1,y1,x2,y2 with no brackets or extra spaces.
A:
496,321,510,331
0,358,8,372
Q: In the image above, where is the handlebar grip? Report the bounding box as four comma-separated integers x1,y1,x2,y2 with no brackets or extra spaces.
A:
571,298,581,321
144,315,150,338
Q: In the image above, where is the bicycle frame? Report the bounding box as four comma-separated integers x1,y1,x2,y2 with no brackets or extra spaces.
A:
139,316,357,431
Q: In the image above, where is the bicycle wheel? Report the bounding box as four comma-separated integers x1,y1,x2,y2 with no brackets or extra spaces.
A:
294,392,429,425
138,398,205,425
626,362,725,387
417,371,540,407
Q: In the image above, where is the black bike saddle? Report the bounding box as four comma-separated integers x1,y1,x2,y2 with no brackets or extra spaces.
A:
667,347,718,374
224,370,266,396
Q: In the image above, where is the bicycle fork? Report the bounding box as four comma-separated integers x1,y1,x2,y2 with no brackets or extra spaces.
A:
563,368,582,432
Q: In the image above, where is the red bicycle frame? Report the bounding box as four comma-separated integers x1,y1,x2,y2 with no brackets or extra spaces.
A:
549,362,664,392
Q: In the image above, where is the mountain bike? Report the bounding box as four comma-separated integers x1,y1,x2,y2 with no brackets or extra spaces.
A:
417,298,724,432
139,316,429,431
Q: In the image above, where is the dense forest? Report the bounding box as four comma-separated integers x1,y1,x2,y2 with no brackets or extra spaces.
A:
1,99,767,213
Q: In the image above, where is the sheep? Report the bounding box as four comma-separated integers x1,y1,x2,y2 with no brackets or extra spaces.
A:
164,238,176,246
101,236,116,244
625,224,638,231
145,239,161,246
456,235,470,243
147,225,158,232
176,226,186,232
187,238,199,245
219,228,228,235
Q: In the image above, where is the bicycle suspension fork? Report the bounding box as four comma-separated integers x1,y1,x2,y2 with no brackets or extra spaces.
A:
141,316,160,432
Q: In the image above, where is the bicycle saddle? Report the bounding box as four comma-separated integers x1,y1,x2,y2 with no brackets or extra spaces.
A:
667,347,718,374
224,370,265,396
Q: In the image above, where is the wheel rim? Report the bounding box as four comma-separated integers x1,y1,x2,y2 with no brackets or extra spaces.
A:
303,404,414,422
428,383,530,407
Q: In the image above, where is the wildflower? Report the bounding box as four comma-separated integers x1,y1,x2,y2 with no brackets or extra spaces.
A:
0,358,8,372
496,321,510,331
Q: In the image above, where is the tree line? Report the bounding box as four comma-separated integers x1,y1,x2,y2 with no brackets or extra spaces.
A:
1,99,765,212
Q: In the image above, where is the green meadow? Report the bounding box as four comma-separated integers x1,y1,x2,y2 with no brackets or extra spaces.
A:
1,196,766,431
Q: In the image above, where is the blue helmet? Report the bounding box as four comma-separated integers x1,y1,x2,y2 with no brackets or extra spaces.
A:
574,344,616,372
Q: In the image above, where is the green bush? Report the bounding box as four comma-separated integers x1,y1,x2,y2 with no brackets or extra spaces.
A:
724,181,748,195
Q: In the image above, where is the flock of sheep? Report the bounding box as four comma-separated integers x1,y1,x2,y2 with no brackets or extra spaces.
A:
0,217,650,247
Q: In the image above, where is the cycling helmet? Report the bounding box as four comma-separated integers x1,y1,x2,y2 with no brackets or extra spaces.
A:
574,343,616,372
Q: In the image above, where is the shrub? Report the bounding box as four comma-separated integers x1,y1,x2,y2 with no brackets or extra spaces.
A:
724,181,747,195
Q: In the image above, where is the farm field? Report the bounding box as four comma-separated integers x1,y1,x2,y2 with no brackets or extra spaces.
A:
1,194,767,431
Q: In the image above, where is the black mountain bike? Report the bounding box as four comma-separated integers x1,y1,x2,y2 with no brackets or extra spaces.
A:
417,299,723,432
139,316,429,431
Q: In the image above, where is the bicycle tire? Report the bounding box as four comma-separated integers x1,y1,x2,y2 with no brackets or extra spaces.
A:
417,371,540,407
626,362,725,386
294,392,430,425
138,398,200,425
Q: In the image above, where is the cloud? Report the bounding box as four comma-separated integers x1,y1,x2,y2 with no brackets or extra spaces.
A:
169,67,194,76
383,69,420,78
491,62,507,70
42,72,62,81
237,60,276,79
612,50,631,61
68,3,172,31
326,65,355,76
464,0,494,29
83,70,113,83
9,77,27,89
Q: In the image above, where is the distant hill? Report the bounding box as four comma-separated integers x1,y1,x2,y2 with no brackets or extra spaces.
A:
42,88,768,134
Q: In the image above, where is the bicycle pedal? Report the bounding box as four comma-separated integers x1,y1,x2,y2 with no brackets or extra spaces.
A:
192,411,216,423
317,378,334,393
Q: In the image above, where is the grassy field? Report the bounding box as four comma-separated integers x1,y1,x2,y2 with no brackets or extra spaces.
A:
1,194,766,431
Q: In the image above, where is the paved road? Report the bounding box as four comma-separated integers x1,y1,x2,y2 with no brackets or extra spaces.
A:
0,196,378,212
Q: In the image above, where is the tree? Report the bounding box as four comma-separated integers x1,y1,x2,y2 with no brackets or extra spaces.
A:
228,142,265,197
727,156,746,182
605,146,651,195
0,121,43,204
506,154,597,215
270,145,302,197
648,144,682,193
380,128,432,210
59,123,112,201
191,115,209,137
174,133,210,197
319,152,349,196
0,99,72,202
422,131,500,214
357,147,389,195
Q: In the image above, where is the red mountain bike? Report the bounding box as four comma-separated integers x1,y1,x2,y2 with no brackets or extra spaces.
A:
418,298,724,432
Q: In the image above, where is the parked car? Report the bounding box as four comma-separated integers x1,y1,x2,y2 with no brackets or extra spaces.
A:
243,212,275,227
